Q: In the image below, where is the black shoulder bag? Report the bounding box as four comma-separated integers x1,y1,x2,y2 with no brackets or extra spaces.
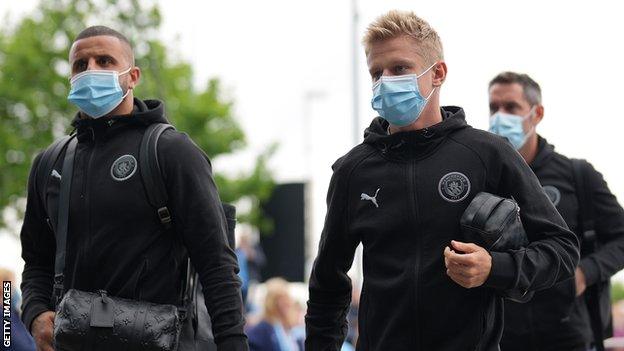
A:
51,137,183,351
460,192,533,303
572,159,612,351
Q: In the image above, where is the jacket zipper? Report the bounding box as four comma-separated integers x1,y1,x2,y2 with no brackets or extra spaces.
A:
408,161,422,348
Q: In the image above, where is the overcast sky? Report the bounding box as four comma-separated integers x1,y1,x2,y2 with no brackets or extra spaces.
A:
2,0,624,280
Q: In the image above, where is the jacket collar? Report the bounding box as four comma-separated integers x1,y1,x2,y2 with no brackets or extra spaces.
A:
72,98,168,142
529,135,556,170
363,106,469,160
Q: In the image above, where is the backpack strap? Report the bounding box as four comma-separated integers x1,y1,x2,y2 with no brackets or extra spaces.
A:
139,123,175,228
571,158,605,350
34,135,73,230
571,158,597,247
139,123,238,324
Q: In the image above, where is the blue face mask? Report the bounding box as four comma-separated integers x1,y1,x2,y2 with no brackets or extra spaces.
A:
67,67,132,118
371,62,437,127
488,108,535,150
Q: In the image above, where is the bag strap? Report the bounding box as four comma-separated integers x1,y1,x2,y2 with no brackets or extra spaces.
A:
571,159,597,246
139,123,174,227
53,136,78,308
571,158,605,350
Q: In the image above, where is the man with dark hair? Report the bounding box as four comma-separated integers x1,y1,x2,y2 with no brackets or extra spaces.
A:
20,25,248,351
73,25,135,64
487,71,624,351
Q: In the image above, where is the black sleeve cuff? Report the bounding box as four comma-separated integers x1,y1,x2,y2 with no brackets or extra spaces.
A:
216,336,249,351
484,251,516,290
579,256,601,287
22,304,53,333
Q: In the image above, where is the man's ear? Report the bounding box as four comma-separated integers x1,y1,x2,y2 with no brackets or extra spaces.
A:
432,61,447,87
128,66,141,90
533,105,544,125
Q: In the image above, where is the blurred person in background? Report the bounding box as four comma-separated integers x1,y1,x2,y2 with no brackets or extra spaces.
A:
305,10,579,351
247,278,302,351
1,267,36,351
487,72,624,351
236,229,267,310
239,230,267,286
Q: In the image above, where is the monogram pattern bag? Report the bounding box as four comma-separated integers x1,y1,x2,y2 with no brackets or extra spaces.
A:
54,289,181,351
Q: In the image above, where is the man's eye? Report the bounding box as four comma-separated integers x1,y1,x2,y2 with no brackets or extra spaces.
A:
395,66,407,74
371,72,382,81
74,61,87,72
97,57,112,65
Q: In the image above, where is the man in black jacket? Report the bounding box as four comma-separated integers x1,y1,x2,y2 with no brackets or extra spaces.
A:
304,10,579,351
20,26,248,351
488,71,624,350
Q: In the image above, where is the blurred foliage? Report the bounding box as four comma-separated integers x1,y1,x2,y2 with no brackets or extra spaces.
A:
0,0,275,232
612,281,624,302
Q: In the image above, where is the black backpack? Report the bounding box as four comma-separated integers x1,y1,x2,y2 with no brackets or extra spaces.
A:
571,159,613,351
35,123,235,350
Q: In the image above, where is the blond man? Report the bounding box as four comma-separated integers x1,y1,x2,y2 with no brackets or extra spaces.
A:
305,11,579,351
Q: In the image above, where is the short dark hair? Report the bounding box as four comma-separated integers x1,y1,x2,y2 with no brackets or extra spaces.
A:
73,26,134,64
489,71,542,106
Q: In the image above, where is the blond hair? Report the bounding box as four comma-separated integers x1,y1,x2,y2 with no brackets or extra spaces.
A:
263,277,291,322
363,10,444,65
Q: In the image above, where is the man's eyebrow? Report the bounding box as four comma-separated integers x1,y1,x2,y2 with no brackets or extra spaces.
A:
389,59,413,66
96,54,117,62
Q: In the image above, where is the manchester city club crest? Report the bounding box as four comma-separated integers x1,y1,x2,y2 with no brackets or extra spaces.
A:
438,172,471,203
110,155,137,181
542,185,561,206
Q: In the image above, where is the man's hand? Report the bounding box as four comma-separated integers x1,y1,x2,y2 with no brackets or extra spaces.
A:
444,240,492,289
575,267,587,297
32,311,55,351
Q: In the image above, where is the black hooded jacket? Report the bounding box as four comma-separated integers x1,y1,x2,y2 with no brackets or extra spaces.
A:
501,136,624,351
19,99,248,350
305,107,579,351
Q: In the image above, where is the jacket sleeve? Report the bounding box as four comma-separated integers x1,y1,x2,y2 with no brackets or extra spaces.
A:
159,131,248,351
578,163,624,287
305,160,360,351
20,152,56,331
483,141,579,294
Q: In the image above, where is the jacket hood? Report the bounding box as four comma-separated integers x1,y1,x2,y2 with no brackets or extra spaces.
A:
363,106,469,160
529,135,556,170
72,99,168,142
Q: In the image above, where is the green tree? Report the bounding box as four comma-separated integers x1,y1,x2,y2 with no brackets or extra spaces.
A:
0,0,275,232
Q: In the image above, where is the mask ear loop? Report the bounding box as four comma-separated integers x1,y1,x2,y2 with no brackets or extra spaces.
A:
415,62,438,79
521,106,538,145
117,66,134,100
418,62,439,101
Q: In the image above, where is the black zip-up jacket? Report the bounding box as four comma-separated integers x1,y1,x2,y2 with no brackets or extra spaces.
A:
305,107,579,351
20,99,248,350
501,136,624,351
